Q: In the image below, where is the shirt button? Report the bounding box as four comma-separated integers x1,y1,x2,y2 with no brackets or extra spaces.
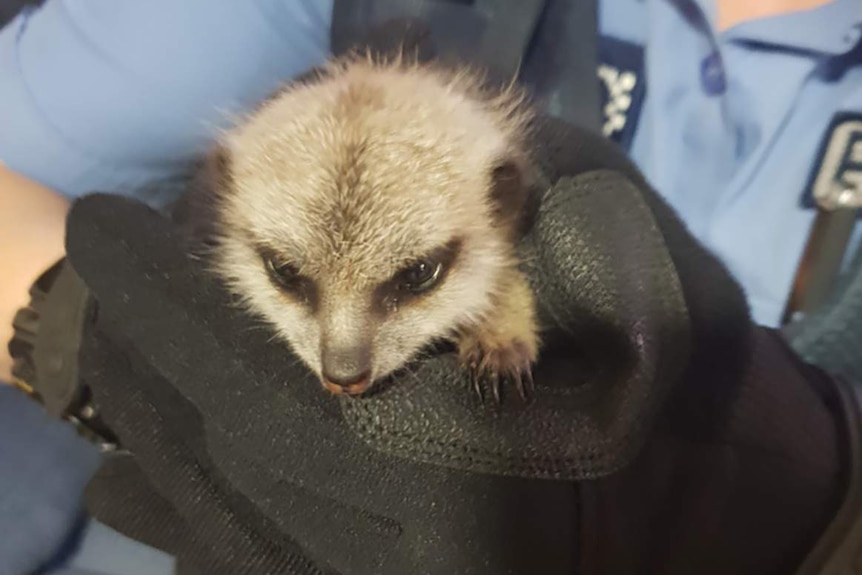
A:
700,51,726,96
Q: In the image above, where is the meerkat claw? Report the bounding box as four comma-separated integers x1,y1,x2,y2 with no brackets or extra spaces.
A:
489,371,502,405
513,370,526,401
463,340,535,406
470,366,484,402
522,369,535,401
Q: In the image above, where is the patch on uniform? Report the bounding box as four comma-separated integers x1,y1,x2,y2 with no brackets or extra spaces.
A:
597,36,646,152
801,112,862,213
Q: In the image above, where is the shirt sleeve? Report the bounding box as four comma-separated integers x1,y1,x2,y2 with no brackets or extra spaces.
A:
0,385,102,575
0,0,333,199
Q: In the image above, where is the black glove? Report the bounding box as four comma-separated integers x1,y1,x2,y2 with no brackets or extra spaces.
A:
66,117,690,573
59,22,845,575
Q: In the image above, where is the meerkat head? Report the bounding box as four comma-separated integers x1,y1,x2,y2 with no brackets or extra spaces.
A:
206,54,534,396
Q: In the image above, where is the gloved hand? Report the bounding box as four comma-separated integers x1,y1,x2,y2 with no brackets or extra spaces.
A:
60,21,844,575
66,114,693,574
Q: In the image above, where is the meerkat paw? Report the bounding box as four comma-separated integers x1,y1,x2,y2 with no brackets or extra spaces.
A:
458,269,539,404
459,332,537,404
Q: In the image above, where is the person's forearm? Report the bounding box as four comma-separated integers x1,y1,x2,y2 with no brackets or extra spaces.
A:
0,163,69,382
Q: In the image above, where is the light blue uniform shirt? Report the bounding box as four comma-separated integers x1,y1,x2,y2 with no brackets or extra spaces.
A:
1,0,861,327
0,0,334,200
599,0,862,326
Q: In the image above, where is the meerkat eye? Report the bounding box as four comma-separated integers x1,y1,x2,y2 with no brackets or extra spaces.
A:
264,257,301,290
259,253,319,310
375,239,462,310
398,259,443,294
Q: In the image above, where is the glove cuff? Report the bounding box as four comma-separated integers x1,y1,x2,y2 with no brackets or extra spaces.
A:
7,257,118,450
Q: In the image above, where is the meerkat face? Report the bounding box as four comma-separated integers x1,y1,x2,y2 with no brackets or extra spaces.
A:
210,57,532,395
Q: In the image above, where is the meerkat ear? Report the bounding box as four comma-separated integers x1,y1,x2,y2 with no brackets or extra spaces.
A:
488,157,530,227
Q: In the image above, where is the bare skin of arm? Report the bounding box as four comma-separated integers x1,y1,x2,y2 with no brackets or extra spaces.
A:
0,163,69,382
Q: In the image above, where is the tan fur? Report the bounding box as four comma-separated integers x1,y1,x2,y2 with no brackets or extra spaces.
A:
208,51,540,397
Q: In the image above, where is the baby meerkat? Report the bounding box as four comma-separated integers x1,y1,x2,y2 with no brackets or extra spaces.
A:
197,52,541,402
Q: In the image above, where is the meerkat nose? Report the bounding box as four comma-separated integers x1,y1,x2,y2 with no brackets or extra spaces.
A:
321,347,372,395
322,370,372,394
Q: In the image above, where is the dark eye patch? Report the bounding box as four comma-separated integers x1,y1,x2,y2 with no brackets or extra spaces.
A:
256,244,319,311
373,237,463,315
